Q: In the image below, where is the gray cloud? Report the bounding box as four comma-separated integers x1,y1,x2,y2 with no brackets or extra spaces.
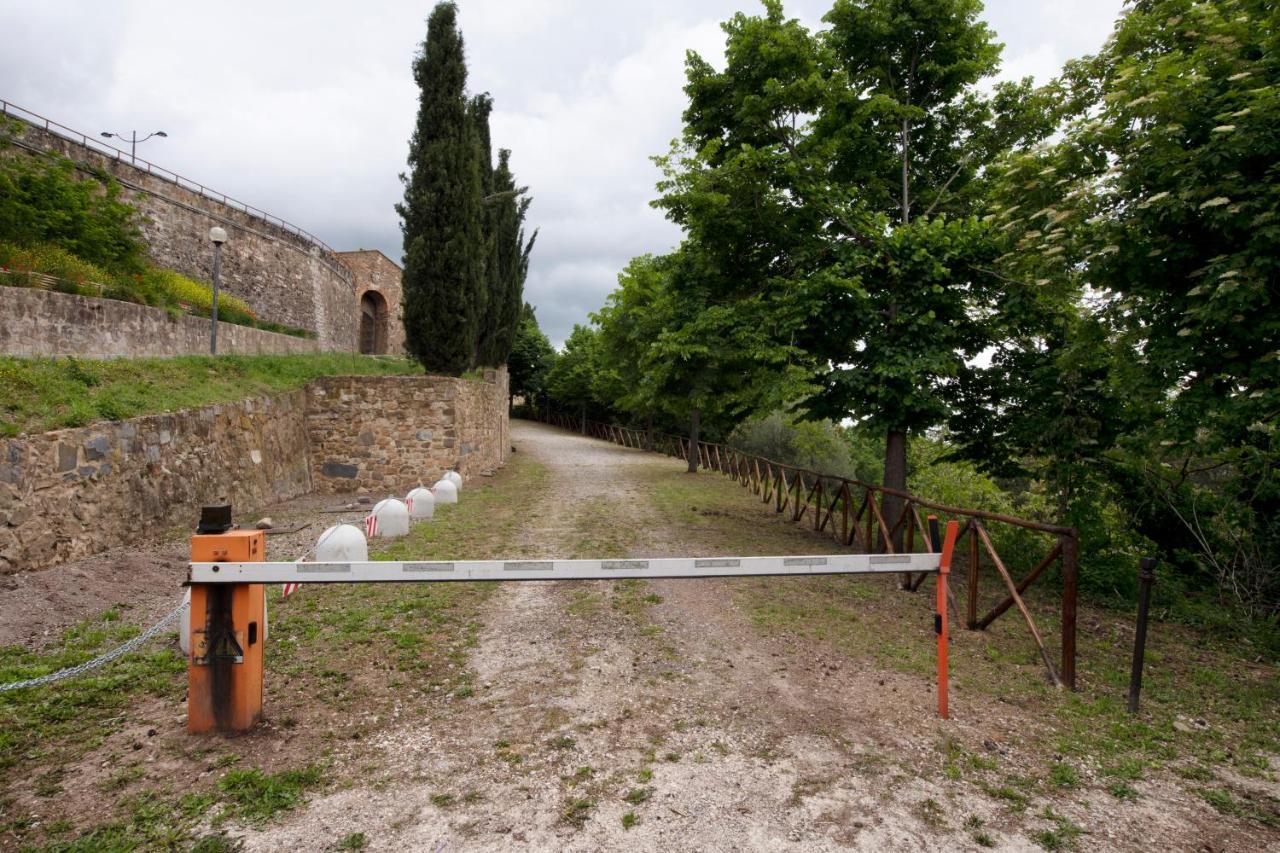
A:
1,0,1121,346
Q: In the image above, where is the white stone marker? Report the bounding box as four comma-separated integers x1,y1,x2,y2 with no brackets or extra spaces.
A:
406,486,435,520
432,478,458,505
444,470,463,490
369,499,411,538
316,523,369,561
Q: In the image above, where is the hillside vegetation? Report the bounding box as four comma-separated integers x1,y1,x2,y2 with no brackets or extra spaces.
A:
0,353,417,436
0,119,310,338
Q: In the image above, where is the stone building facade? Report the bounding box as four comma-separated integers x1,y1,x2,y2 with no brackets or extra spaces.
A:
2,107,405,356
334,250,406,356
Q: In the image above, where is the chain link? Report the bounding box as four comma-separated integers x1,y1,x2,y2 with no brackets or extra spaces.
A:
0,599,188,693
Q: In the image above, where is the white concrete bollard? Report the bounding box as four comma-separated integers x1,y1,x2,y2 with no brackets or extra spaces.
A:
444,470,463,490
316,523,369,561
406,486,435,520
368,498,411,539
432,478,458,505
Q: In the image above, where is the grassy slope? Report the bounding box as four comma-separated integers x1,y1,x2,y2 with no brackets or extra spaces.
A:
0,353,420,436
638,465,1280,839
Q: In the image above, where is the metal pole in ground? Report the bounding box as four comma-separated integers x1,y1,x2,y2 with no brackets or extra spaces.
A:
1127,556,1158,713
208,227,228,354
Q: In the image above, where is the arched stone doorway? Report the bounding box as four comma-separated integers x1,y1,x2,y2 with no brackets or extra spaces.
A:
358,290,388,355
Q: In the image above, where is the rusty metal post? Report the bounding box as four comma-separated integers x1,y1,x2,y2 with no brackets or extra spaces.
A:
966,524,980,629
936,520,959,719
1061,531,1079,690
1127,556,1158,713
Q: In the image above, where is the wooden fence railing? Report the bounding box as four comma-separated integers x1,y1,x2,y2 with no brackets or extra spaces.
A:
531,410,1079,689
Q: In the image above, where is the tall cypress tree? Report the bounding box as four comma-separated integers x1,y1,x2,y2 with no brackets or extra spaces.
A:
469,92,496,367
397,2,484,376
486,148,537,365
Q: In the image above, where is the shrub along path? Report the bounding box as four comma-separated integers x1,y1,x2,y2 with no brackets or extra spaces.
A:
234,420,1278,852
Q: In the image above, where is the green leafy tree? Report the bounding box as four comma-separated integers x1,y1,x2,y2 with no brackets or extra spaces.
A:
969,0,1280,614
0,127,147,273
469,93,496,367
478,149,537,366
658,0,1051,521
593,254,679,446
654,6,838,470
804,0,1058,540
507,303,555,410
397,2,485,376
546,324,603,432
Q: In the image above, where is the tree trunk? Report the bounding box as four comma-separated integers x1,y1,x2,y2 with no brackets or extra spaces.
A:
645,413,654,452
882,428,908,553
901,117,911,225
687,407,701,473
580,402,587,435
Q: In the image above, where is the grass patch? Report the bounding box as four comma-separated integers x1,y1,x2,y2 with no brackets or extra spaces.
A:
0,608,184,774
624,787,653,806
633,459,1280,818
0,352,418,435
1032,807,1084,851
218,765,324,824
562,798,594,828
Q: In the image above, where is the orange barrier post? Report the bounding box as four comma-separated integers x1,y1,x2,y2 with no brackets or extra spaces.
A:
935,518,959,720
188,515,265,734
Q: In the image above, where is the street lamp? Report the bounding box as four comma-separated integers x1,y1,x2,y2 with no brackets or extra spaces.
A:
99,129,167,164
208,227,228,355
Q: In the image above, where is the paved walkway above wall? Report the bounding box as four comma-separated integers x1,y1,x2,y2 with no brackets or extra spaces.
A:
0,287,319,358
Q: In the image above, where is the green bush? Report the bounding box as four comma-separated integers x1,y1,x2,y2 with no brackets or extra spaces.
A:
0,241,115,291
141,268,257,322
729,411,859,478
0,129,147,273
0,240,313,338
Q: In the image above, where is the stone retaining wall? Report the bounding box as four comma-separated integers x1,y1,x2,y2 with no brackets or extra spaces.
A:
0,391,312,574
307,369,509,495
0,370,510,573
0,287,320,358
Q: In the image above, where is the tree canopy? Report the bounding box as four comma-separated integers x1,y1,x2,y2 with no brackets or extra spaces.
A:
398,2,535,376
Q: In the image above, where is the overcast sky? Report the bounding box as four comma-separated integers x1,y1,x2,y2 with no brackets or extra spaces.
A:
1,0,1122,346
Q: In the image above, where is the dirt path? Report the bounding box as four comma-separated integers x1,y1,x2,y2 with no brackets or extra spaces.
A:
225,422,1264,852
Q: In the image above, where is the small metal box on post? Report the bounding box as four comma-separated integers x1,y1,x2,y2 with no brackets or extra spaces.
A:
187,505,265,734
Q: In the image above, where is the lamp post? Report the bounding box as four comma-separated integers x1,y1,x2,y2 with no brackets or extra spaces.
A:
208,227,228,355
99,130,167,164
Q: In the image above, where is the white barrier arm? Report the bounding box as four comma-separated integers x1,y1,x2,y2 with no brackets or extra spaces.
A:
190,552,941,584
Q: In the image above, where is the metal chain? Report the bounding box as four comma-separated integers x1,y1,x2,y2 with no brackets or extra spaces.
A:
0,599,188,693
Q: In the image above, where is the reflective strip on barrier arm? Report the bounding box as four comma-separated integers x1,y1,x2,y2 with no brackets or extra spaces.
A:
190,552,943,584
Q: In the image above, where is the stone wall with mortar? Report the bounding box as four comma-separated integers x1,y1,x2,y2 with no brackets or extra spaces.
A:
307,368,509,495
0,391,312,574
6,116,357,350
1,370,510,573
0,287,320,358
335,250,406,356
